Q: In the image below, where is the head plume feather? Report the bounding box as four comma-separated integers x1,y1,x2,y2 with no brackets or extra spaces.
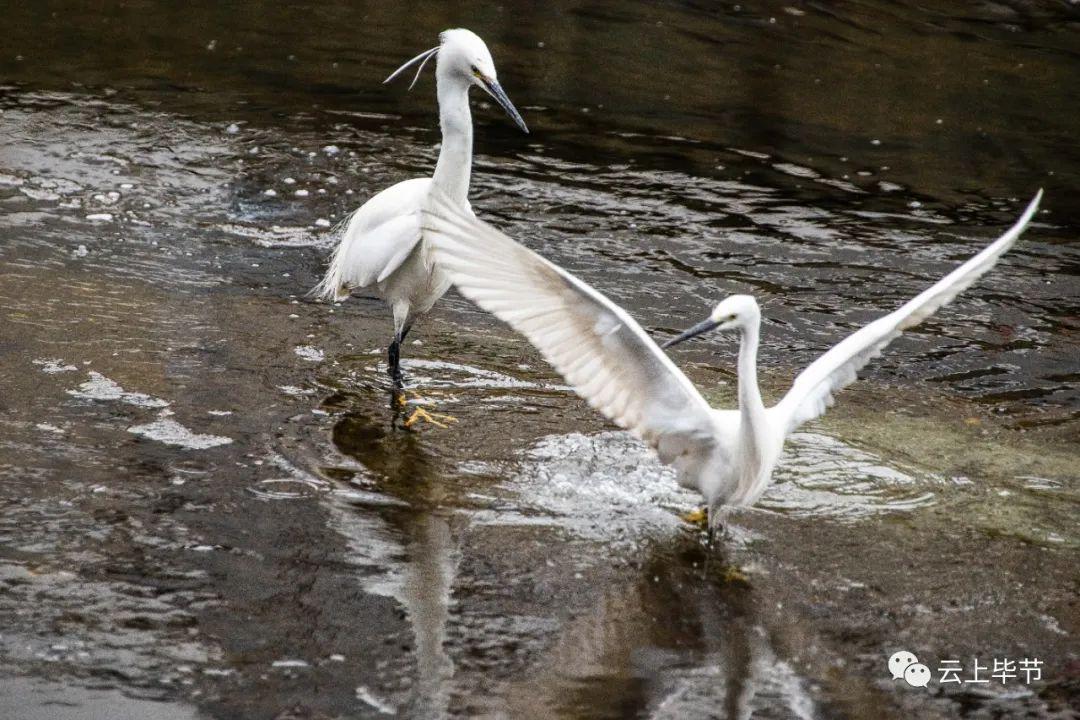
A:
383,45,439,90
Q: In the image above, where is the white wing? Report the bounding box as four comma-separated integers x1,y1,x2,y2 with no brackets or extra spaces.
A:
422,194,721,474
774,190,1042,434
312,178,429,301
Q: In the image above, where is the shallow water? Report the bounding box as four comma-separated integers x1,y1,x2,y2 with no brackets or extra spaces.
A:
1,1,1078,719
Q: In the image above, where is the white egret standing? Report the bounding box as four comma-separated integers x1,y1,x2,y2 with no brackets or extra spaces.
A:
313,29,528,425
422,190,1042,534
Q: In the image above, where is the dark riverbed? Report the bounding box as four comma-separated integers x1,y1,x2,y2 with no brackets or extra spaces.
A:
0,1,1077,718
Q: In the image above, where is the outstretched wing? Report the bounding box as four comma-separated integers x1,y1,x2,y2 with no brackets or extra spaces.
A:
774,190,1042,434
422,194,721,475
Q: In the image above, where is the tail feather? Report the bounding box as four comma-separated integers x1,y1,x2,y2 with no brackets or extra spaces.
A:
309,212,359,302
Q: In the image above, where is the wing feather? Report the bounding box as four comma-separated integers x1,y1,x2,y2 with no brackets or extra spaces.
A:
422,194,721,473
311,180,429,301
774,190,1042,433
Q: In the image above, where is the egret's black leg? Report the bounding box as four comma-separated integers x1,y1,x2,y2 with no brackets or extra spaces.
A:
706,506,725,548
393,321,458,429
388,337,404,389
387,322,413,390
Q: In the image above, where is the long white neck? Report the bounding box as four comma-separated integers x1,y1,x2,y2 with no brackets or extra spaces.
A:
431,74,473,206
737,319,767,437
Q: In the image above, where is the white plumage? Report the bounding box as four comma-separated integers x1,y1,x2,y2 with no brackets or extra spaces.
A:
316,178,446,338
423,190,1042,530
313,28,527,391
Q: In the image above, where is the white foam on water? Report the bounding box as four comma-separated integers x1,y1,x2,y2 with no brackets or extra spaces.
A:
478,429,937,542
294,345,325,362
68,371,170,408
33,358,78,374
127,416,233,450
278,385,315,396
472,431,698,542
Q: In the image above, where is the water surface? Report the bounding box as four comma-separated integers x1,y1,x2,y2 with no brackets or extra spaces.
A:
0,2,1077,718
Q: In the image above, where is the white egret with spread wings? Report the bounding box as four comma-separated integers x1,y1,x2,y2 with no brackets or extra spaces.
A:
313,29,527,425
422,190,1042,533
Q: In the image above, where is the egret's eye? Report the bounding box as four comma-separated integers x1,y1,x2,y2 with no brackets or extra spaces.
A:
728,314,737,321
470,64,480,74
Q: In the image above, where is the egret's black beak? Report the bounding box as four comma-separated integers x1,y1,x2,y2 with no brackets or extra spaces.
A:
478,76,529,133
662,318,720,349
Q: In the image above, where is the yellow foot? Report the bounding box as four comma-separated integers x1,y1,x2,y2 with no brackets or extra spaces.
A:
681,507,708,527
402,406,458,429
721,565,749,584
394,391,408,408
